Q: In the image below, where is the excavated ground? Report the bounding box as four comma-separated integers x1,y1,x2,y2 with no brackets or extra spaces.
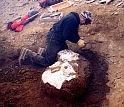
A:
0,0,124,107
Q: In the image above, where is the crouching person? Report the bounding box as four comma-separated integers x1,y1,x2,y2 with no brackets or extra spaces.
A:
19,11,93,67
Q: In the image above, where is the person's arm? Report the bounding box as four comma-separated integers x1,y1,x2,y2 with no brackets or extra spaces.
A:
62,20,80,43
63,19,86,48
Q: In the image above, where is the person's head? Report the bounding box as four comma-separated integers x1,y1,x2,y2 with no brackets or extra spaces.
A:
79,11,92,25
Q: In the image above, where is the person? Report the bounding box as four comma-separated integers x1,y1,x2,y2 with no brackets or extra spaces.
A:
19,11,92,67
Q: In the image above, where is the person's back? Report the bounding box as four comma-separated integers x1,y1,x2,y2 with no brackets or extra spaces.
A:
51,12,80,43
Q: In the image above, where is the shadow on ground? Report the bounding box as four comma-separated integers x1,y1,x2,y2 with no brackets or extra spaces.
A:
74,49,110,107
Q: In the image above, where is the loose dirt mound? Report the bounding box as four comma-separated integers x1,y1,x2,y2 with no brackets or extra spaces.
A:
0,0,124,107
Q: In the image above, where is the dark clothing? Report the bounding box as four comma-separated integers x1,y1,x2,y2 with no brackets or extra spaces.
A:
33,12,81,66
34,30,68,66
52,12,80,43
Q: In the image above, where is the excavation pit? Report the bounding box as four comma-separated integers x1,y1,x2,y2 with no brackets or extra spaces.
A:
41,49,109,102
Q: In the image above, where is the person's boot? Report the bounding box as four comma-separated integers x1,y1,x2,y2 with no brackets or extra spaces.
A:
19,47,37,66
37,47,45,56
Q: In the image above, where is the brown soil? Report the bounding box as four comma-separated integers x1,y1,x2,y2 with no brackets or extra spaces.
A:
0,0,124,107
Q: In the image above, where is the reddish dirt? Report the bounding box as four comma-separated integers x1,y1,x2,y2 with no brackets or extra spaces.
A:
0,1,124,107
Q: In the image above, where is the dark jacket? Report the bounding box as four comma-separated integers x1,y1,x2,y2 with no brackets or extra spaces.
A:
51,12,80,43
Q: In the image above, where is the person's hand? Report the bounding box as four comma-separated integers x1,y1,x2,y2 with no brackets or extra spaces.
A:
77,39,86,48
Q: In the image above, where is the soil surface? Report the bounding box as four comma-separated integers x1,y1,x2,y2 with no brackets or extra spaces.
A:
0,0,124,107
